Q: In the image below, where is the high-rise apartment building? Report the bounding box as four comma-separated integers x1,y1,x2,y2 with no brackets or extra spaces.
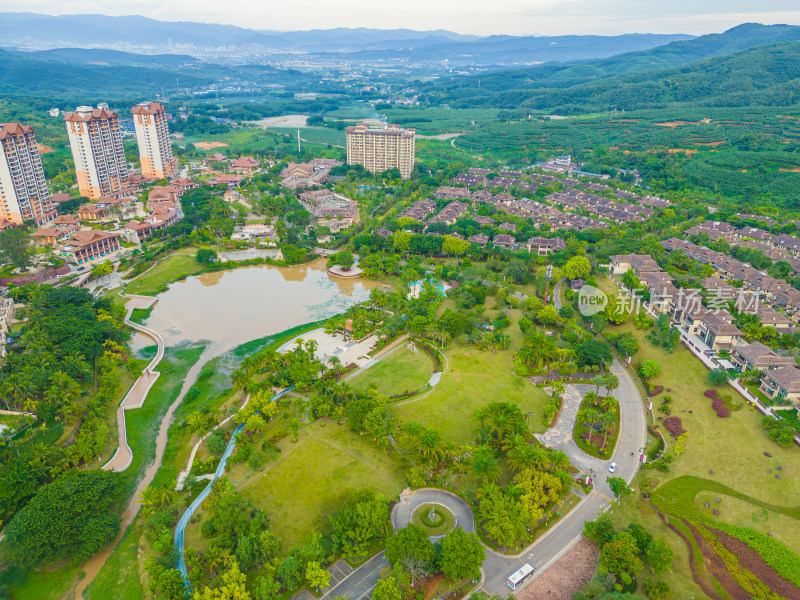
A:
132,101,174,179
345,123,415,179
64,106,129,199
0,123,52,224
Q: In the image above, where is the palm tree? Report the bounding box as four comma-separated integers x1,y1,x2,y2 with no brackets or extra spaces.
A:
591,374,606,395
600,412,616,449
327,355,342,378
604,374,620,396
551,382,566,399
417,429,447,464
138,484,159,516
231,369,250,400
470,446,500,482
547,449,570,473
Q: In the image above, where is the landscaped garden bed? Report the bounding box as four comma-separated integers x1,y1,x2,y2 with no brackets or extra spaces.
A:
411,503,455,536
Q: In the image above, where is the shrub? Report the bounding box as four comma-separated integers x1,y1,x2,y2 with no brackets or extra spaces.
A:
649,385,664,397
674,432,689,455
712,396,730,418
704,389,719,399
663,417,686,437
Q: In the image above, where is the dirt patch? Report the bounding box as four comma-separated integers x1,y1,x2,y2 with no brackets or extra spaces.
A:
684,521,749,600
779,167,800,172
515,536,599,600
194,141,229,150
695,141,725,147
421,574,446,600
712,528,800,599
668,148,697,155
655,121,704,128
36,143,55,154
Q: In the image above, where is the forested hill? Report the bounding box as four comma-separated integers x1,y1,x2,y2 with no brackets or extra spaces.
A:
425,39,800,113
0,48,209,96
424,24,800,111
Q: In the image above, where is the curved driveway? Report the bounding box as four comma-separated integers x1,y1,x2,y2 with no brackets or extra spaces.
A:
392,489,475,535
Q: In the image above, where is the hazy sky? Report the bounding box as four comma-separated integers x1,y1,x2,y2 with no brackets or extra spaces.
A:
8,0,800,35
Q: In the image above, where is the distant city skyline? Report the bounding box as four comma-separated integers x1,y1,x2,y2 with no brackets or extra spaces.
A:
5,2,800,36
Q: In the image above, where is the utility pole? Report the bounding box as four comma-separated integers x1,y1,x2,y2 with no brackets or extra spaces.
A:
297,128,301,155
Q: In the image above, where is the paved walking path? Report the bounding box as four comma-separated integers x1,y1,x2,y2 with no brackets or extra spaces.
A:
318,357,647,599
103,295,165,472
537,384,583,447
175,386,295,593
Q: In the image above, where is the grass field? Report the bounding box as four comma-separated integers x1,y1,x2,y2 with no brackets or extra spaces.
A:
397,344,552,445
124,249,203,296
214,421,406,552
350,345,434,397
270,126,346,147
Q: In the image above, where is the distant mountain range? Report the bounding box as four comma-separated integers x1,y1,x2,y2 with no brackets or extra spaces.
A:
0,12,690,65
423,23,800,111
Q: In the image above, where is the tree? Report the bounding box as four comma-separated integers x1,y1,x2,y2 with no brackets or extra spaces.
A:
645,537,674,575
305,561,330,591
625,524,653,554
385,525,435,585
145,558,186,599
2,470,124,568
577,339,613,369
600,532,642,579
470,446,501,482
607,477,633,499
563,256,591,280
638,360,661,379
505,259,530,284
335,249,355,270
196,248,218,264
584,513,615,545
90,260,113,281
0,228,33,271
439,528,485,582
643,579,670,600
761,416,796,447
195,560,250,599
708,368,729,386
372,569,409,600
614,334,639,358
442,235,469,256
535,304,561,327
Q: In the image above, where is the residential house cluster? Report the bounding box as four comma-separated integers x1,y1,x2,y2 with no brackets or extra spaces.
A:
611,252,800,405
399,199,437,221
686,220,800,274
279,158,342,190
662,237,800,315
298,189,359,233
546,189,654,224
429,200,468,225
487,233,566,254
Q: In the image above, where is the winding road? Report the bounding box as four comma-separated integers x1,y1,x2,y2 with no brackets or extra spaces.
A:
316,278,647,599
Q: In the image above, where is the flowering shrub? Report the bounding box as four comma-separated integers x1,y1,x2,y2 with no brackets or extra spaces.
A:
663,417,686,437
649,385,664,397
712,396,731,418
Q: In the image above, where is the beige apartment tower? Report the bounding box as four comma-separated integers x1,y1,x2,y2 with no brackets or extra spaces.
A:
345,123,415,178
64,106,130,199
0,123,52,224
132,101,174,179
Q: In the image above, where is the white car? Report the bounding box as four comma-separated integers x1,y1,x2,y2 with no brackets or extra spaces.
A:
608,462,617,473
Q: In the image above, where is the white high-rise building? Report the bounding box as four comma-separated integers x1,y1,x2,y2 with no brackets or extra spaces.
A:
132,101,174,179
64,106,129,200
0,122,52,224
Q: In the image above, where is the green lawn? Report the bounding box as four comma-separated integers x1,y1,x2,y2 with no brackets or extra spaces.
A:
412,504,455,536
124,249,203,296
197,421,406,552
350,345,434,397
397,344,552,445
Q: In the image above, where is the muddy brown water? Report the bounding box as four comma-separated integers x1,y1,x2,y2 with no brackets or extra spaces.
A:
73,259,376,599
